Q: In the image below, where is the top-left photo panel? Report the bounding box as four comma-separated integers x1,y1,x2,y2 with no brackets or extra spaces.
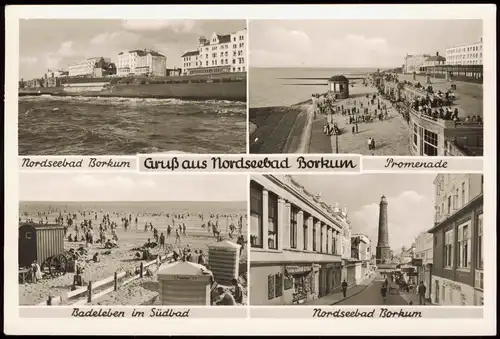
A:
18,19,248,155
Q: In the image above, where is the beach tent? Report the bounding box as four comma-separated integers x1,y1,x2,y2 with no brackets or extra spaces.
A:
208,240,241,286
157,261,212,305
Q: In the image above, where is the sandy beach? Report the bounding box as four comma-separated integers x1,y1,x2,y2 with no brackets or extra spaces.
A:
19,206,247,306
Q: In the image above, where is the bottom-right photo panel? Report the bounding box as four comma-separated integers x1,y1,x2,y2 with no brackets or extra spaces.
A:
248,173,484,306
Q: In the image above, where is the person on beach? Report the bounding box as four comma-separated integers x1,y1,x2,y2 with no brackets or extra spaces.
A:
159,232,165,250
341,280,348,298
216,287,237,306
232,278,244,304
175,228,181,244
367,138,373,150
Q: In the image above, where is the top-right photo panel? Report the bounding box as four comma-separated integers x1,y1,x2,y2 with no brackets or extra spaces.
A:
248,20,483,156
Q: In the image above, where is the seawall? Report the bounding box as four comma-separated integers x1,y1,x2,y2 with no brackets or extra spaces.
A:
19,80,247,102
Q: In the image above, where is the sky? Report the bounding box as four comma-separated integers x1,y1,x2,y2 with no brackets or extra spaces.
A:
19,19,246,79
292,174,437,253
250,19,483,68
19,173,247,202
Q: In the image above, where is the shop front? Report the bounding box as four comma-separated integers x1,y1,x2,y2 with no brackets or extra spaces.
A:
284,265,314,305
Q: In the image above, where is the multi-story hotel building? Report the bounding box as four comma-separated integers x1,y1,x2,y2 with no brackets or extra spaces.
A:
68,57,111,77
428,174,483,306
413,231,434,300
181,28,247,76
249,175,359,305
116,49,167,77
445,38,483,66
404,54,431,74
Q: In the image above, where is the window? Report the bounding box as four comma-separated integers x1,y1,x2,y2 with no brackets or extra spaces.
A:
457,222,471,269
290,206,298,249
312,220,317,251
423,129,438,156
476,213,483,269
454,188,459,210
444,229,454,267
25,232,32,239
268,192,278,250
413,123,418,147
447,196,451,215
275,273,283,298
250,182,263,248
303,213,309,250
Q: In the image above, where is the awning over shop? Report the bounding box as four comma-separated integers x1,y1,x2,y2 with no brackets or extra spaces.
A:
285,265,312,276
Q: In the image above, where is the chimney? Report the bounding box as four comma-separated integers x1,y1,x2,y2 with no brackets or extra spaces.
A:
436,52,439,57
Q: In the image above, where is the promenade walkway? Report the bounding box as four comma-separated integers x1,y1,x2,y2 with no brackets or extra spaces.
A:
327,84,410,155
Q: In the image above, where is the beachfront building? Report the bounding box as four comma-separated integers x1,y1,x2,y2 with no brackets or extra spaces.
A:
249,174,353,305
408,105,483,156
413,231,434,301
423,53,447,68
428,174,483,306
350,233,371,284
445,38,483,66
404,54,431,74
327,75,349,99
68,57,111,77
181,28,247,76
116,49,167,77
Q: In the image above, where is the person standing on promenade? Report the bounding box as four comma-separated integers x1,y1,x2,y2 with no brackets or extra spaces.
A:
418,282,427,305
352,126,355,134
355,123,359,134
367,138,372,150
341,279,348,298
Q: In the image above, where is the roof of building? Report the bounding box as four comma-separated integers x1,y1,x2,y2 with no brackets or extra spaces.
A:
217,34,231,43
426,55,446,62
128,49,165,57
181,50,200,57
329,75,349,82
208,239,241,249
157,260,212,277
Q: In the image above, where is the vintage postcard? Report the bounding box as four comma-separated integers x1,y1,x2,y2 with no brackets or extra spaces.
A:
18,19,247,155
249,20,484,156
4,4,496,337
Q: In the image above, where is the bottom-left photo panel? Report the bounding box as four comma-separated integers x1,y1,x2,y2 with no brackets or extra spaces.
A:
18,172,249,307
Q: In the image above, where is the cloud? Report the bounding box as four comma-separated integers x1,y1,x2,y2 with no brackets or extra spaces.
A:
90,31,142,47
122,19,199,34
251,29,401,67
57,41,78,57
20,56,38,65
350,190,434,253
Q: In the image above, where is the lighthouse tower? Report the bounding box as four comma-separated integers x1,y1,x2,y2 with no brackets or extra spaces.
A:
376,195,391,264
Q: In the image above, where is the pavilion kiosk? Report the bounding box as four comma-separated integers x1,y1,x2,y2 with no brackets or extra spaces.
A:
157,261,212,305
207,240,241,286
